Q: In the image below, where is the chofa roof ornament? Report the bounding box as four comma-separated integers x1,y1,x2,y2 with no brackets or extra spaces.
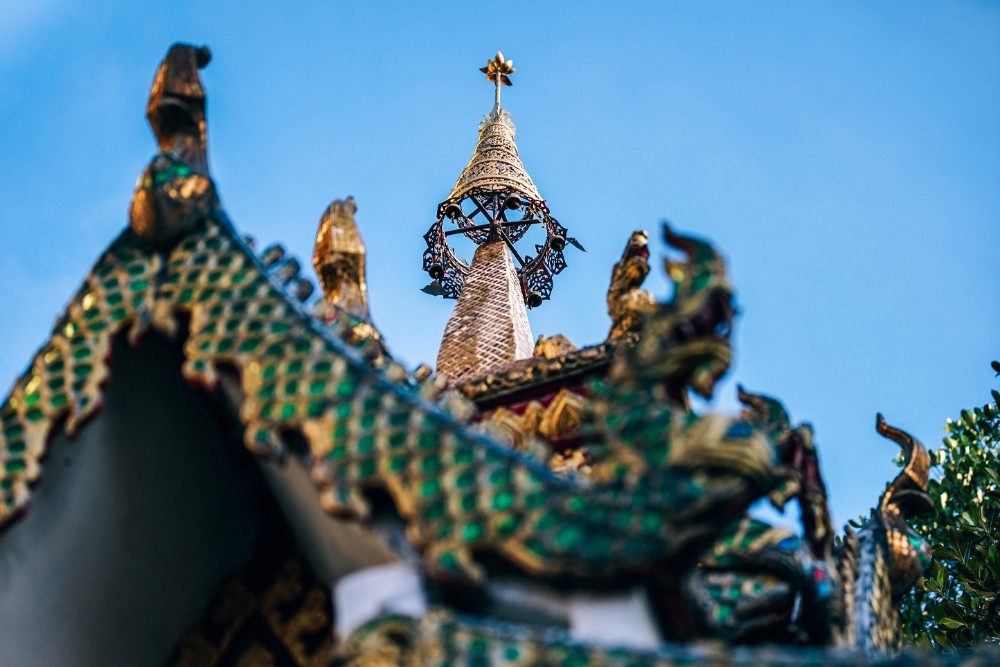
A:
313,196,370,321
130,43,219,247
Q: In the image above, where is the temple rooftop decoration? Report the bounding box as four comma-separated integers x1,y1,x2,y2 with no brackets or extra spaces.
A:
314,196,369,322
0,42,964,666
424,52,581,383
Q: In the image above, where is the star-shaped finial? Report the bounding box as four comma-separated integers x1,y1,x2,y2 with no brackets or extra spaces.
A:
480,51,515,86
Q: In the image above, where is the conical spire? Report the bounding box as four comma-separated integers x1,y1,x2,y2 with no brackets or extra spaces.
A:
435,241,534,382
447,51,542,205
425,52,578,382
447,110,542,203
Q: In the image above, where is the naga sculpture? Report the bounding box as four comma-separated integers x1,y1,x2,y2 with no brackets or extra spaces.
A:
0,43,940,665
607,230,656,340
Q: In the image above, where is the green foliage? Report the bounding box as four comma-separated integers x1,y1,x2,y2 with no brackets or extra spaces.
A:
897,361,1000,651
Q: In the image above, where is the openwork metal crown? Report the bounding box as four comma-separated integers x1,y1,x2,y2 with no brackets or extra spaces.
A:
421,53,580,308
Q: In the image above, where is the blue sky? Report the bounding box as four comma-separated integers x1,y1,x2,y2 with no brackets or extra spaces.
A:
0,1,997,527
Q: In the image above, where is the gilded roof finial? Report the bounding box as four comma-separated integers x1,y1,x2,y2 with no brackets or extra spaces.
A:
480,51,515,118
313,197,387,355
313,197,369,321
130,43,218,247
422,50,580,313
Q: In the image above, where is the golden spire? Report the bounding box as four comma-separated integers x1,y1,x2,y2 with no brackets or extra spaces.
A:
436,240,535,382
448,51,541,203
427,51,578,381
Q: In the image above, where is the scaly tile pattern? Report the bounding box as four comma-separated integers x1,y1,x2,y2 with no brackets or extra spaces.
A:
0,231,160,517
0,214,778,586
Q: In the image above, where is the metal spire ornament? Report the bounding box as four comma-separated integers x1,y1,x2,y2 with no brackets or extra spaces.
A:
481,50,514,116
422,51,582,309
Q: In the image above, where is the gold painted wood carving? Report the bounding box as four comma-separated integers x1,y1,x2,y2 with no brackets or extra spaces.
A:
171,554,333,667
313,196,370,322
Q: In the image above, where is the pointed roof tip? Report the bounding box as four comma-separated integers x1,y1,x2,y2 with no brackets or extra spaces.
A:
447,51,540,203
446,109,543,203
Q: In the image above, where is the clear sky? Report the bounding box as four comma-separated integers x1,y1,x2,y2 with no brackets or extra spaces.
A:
1,1,997,528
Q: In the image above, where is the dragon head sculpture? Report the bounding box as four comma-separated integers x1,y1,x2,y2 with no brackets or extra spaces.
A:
615,224,735,402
